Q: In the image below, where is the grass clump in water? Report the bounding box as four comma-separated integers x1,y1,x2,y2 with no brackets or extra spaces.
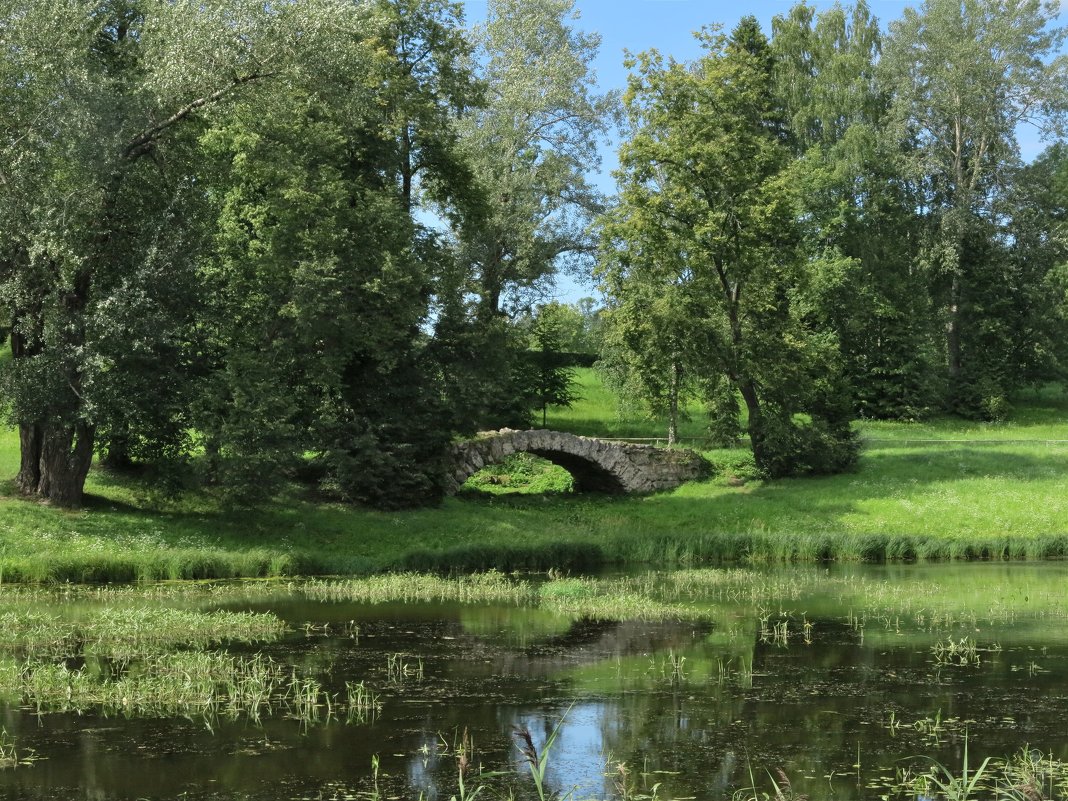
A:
0,727,37,769
305,571,703,621
0,606,287,660
303,570,534,606
0,650,364,725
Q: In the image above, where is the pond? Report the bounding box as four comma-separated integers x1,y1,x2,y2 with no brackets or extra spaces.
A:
1,563,1068,800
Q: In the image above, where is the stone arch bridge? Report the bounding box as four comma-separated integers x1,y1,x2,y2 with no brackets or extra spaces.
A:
447,429,708,495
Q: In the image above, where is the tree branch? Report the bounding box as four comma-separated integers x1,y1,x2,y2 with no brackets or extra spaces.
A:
122,72,272,160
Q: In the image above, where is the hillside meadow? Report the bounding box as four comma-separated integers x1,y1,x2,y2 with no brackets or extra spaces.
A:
1,371,1068,582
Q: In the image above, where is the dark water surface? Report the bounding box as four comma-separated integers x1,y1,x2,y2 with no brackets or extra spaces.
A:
2,563,1068,800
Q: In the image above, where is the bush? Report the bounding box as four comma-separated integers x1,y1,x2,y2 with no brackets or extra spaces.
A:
758,415,860,478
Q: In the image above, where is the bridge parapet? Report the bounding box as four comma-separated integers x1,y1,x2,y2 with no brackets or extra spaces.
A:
448,429,707,495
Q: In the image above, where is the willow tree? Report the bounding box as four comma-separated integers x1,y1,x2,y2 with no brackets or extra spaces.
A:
0,0,295,506
601,20,857,476
0,0,470,508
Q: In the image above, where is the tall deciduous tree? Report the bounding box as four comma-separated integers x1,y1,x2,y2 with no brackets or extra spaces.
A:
457,0,615,318
431,0,616,433
1004,143,1068,390
882,0,1068,412
195,0,477,507
602,21,857,476
0,0,283,506
598,241,699,446
773,2,938,419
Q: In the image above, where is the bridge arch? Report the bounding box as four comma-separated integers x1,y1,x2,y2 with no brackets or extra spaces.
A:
447,429,706,495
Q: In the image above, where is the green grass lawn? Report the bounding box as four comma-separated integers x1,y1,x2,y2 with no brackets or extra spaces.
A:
4,372,1068,582
549,369,1068,443
544,368,711,441
855,384,1068,442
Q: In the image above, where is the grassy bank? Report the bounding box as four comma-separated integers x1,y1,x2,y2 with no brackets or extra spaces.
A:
3,377,1068,582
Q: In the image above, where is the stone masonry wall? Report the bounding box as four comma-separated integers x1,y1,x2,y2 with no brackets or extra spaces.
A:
447,429,707,495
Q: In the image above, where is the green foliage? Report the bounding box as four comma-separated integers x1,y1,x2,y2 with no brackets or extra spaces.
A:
2,0,1067,512
463,453,575,495
881,0,1068,415
10,386,1068,581
516,300,603,356
704,449,761,484
1003,143,1068,391
192,12,461,507
0,0,283,505
757,415,861,478
455,0,616,318
603,19,857,475
428,0,615,436
525,308,579,426
705,377,744,448
772,2,940,421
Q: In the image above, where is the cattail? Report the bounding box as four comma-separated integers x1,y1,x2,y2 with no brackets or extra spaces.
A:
512,725,538,767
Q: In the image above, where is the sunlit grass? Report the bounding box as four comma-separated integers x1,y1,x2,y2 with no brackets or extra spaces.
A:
3,376,1068,580
544,367,711,440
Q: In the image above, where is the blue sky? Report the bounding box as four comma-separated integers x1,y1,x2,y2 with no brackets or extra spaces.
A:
461,0,1066,304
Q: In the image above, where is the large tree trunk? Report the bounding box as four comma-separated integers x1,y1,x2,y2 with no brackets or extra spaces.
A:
17,420,95,508
35,423,95,508
16,423,42,495
737,379,767,472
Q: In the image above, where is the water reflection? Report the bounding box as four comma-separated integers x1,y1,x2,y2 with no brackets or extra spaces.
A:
0,564,1067,799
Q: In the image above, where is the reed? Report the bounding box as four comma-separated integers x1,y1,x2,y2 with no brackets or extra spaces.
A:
386,653,424,684
931,637,981,667
345,681,381,724
303,571,534,606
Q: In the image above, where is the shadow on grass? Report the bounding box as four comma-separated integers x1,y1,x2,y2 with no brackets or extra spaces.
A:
3,441,1068,582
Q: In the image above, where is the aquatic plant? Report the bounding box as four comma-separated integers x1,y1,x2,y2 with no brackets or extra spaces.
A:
514,705,575,801
733,765,809,801
0,606,286,660
906,733,992,800
0,651,345,724
386,653,424,684
612,761,662,801
931,637,981,667
302,571,533,606
0,728,37,770
345,681,381,724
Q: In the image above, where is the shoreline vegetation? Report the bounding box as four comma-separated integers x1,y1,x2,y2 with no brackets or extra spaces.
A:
2,373,1068,584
